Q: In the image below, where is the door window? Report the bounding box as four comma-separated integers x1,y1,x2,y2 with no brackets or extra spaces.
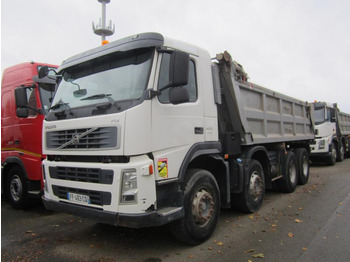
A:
157,53,197,103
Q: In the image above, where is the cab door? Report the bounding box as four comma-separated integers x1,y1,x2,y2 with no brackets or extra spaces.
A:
151,52,204,180
1,89,15,154
14,85,44,181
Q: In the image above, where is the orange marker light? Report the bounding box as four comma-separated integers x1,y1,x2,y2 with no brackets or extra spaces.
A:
149,164,154,175
102,40,110,45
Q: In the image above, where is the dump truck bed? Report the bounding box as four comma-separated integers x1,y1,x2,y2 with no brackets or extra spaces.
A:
215,53,314,146
338,111,350,136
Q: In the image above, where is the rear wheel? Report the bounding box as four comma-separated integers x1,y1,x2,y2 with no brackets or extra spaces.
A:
232,160,265,213
6,166,28,209
295,148,310,185
170,169,220,245
277,151,298,193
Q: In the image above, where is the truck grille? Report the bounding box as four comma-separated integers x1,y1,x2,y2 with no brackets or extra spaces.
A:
46,127,117,150
49,166,113,184
52,186,111,206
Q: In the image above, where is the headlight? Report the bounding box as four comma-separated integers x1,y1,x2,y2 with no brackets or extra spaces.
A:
319,140,325,149
120,169,138,204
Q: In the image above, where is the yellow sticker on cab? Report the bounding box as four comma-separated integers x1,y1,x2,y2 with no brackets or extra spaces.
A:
158,158,168,178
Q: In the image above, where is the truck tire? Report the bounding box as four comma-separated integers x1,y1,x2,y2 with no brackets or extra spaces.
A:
295,148,310,185
327,142,337,166
232,160,265,213
169,169,220,245
277,151,298,193
336,142,344,162
6,166,28,209
346,139,350,158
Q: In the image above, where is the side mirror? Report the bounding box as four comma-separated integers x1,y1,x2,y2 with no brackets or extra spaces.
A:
330,108,336,123
73,89,87,97
169,51,189,87
14,87,28,108
16,108,29,118
169,86,190,105
38,66,49,79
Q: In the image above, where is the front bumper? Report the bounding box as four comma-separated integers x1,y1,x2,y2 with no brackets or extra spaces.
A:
42,195,184,228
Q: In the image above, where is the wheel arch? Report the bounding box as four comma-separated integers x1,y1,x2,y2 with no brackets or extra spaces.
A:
178,142,229,206
178,142,223,183
2,157,28,191
241,146,270,188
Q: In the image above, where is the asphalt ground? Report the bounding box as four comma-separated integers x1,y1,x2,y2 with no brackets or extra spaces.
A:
2,159,350,262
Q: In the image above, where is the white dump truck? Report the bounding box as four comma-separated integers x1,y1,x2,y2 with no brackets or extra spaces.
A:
38,33,314,244
310,102,350,165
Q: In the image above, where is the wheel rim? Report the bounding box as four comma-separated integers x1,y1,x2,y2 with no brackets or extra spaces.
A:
249,171,263,202
192,188,215,227
289,160,297,183
10,175,22,202
302,156,308,177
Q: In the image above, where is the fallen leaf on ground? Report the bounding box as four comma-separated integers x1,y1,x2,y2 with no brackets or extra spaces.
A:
252,253,264,258
217,241,224,246
295,219,302,223
288,232,294,238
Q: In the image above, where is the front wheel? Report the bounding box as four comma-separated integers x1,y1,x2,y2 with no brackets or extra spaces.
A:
6,166,28,209
336,142,344,162
170,169,220,245
327,142,337,166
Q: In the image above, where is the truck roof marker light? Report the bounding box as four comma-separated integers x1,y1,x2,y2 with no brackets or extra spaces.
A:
102,40,110,45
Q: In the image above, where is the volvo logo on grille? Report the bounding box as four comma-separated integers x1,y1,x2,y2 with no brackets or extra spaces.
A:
72,134,80,144
57,127,98,149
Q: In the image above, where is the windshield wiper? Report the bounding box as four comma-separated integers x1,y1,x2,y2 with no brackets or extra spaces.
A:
81,93,118,108
49,99,70,110
80,93,112,100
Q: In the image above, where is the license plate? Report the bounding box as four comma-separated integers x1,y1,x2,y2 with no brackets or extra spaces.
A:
67,192,91,204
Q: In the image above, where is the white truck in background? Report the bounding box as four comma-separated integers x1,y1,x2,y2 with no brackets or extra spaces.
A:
34,33,315,244
310,102,350,165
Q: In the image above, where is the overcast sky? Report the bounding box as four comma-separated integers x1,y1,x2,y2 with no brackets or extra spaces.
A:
1,0,350,112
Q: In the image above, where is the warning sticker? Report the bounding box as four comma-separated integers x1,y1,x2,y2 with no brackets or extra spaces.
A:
158,158,168,178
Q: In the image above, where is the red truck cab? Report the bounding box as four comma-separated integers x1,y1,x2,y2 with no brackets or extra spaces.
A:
1,62,57,209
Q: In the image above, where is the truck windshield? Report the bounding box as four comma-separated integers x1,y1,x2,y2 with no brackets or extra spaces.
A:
50,48,153,111
39,83,56,113
314,107,329,125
